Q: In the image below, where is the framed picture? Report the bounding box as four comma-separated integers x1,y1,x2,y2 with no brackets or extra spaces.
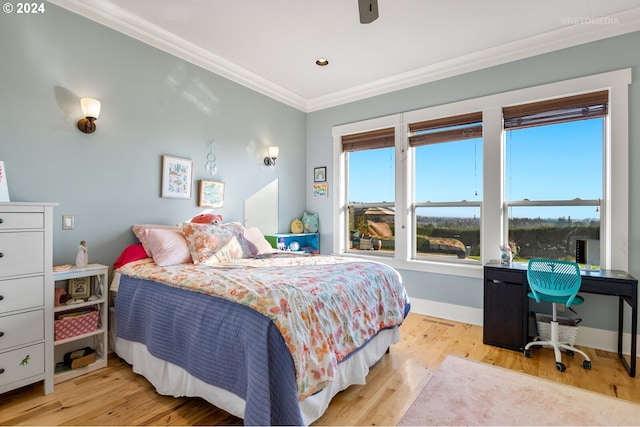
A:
161,155,193,199
314,166,327,182
0,161,9,202
68,277,91,298
198,180,225,208
313,182,328,198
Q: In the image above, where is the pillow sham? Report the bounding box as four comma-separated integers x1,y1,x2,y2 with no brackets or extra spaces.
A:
181,222,251,265
243,227,276,256
132,224,179,256
145,228,192,266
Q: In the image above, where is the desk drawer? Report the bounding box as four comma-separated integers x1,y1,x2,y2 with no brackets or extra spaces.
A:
485,268,524,285
0,232,44,278
0,213,43,230
0,310,44,350
0,342,45,387
0,277,44,313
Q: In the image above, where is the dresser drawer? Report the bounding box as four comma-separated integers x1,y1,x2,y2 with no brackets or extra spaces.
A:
0,212,43,230
0,277,44,313
0,310,44,350
0,342,45,387
0,232,44,278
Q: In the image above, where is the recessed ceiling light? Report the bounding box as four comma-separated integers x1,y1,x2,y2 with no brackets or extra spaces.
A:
315,58,329,67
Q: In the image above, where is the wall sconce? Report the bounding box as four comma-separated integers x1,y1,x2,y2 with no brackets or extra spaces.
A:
264,146,279,166
77,98,101,134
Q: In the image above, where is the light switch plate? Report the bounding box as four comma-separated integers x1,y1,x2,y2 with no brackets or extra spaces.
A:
62,215,74,230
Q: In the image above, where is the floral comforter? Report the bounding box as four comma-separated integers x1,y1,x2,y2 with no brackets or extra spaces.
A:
117,253,408,399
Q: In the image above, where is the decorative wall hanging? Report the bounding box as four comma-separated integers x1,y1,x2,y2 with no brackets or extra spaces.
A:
205,141,218,176
162,155,193,199
198,180,225,208
313,182,328,198
0,161,9,202
314,166,327,182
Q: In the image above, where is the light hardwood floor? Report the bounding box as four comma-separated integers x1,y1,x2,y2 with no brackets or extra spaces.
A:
1,313,638,426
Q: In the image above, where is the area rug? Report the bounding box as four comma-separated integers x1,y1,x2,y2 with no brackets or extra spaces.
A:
398,355,640,426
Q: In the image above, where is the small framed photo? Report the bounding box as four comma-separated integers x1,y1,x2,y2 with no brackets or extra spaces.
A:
198,180,225,208
314,166,327,182
161,155,193,199
68,277,91,298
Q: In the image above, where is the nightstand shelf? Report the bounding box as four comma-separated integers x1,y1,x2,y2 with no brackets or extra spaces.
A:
52,264,108,384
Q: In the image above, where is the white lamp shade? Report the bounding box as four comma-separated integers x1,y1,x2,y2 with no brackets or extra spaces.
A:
80,98,101,119
268,146,279,158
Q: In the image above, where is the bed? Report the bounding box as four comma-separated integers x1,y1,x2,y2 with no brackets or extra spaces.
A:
110,221,410,425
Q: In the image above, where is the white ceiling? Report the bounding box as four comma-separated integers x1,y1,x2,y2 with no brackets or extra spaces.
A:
49,0,640,112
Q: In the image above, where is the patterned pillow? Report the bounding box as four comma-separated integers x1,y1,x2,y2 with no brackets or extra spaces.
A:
181,222,251,265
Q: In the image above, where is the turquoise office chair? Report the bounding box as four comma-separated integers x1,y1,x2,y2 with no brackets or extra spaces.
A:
523,259,592,372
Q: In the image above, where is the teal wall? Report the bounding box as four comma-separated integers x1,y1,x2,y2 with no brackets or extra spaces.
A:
0,5,306,266
306,31,640,331
2,5,638,332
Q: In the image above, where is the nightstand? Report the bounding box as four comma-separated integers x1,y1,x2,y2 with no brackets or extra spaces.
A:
52,264,108,383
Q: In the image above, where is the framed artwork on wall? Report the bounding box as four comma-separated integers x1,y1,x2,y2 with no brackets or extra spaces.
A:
198,180,225,208
0,161,10,202
314,166,327,182
161,155,193,199
313,182,328,198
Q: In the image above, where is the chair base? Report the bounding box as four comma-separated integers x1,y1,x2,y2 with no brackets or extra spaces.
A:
524,320,592,372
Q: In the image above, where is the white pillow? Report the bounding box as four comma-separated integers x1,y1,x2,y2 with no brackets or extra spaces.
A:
244,227,276,256
132,224,179,256
145,228,192,266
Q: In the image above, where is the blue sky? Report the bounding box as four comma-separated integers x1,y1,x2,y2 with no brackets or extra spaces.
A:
348,118,603,220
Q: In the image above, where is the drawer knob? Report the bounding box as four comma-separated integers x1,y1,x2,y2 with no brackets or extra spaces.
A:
0,253,3,258
0,218,3,223
0,368,4,374
0,331,3,337
0,295,3,300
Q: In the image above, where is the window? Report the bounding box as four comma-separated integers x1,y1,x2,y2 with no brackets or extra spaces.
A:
503,91,607,263
332,69,630,276
343,127,396,255
409,112,483,262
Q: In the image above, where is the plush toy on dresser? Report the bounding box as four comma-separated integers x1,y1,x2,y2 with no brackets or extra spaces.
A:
301,212,319,233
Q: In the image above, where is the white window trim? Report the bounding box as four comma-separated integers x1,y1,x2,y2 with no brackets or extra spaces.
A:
332,68,631,277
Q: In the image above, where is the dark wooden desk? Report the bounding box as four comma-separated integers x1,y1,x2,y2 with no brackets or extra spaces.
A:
483,260,637,377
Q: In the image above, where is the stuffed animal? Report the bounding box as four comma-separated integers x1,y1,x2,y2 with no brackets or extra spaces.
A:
191,213,223,224
302,212,319,233
290,218,304,234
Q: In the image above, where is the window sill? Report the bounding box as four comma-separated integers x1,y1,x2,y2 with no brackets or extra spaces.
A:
334,251,484,279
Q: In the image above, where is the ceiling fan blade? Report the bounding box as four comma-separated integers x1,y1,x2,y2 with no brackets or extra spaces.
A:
358,0,379,24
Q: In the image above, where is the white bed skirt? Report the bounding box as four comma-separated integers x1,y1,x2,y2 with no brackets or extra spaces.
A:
113,327,399,425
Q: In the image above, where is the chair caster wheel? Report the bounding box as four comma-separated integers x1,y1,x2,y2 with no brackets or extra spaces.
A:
524,349,531,358
583,360,592,370
565,350,575,356
556,362,566,372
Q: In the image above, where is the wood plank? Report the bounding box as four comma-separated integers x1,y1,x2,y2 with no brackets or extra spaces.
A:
0,313,638,425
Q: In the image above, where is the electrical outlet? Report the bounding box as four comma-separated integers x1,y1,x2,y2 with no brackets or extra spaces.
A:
557,303,566,312
62,215,74,230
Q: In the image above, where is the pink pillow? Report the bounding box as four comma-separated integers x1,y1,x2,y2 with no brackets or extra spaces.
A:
145,228,192,266
114,243,148,269
244,227,276,256
132,224,179,256
181,222,250,265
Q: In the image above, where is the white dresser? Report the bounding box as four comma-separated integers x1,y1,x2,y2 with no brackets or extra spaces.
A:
0,203,56,395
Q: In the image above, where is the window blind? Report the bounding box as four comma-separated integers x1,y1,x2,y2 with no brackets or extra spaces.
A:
503,90,608,130
342,127,394,152
409,112,483,146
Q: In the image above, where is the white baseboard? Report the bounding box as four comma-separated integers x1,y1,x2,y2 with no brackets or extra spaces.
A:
408,297,637,356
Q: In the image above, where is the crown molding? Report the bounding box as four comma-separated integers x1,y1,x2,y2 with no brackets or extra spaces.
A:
47,1,640,113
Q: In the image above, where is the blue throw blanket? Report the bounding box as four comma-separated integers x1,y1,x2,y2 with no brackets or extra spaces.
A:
115,275,302,426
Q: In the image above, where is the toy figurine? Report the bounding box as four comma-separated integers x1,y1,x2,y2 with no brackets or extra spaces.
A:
76,240,88,268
